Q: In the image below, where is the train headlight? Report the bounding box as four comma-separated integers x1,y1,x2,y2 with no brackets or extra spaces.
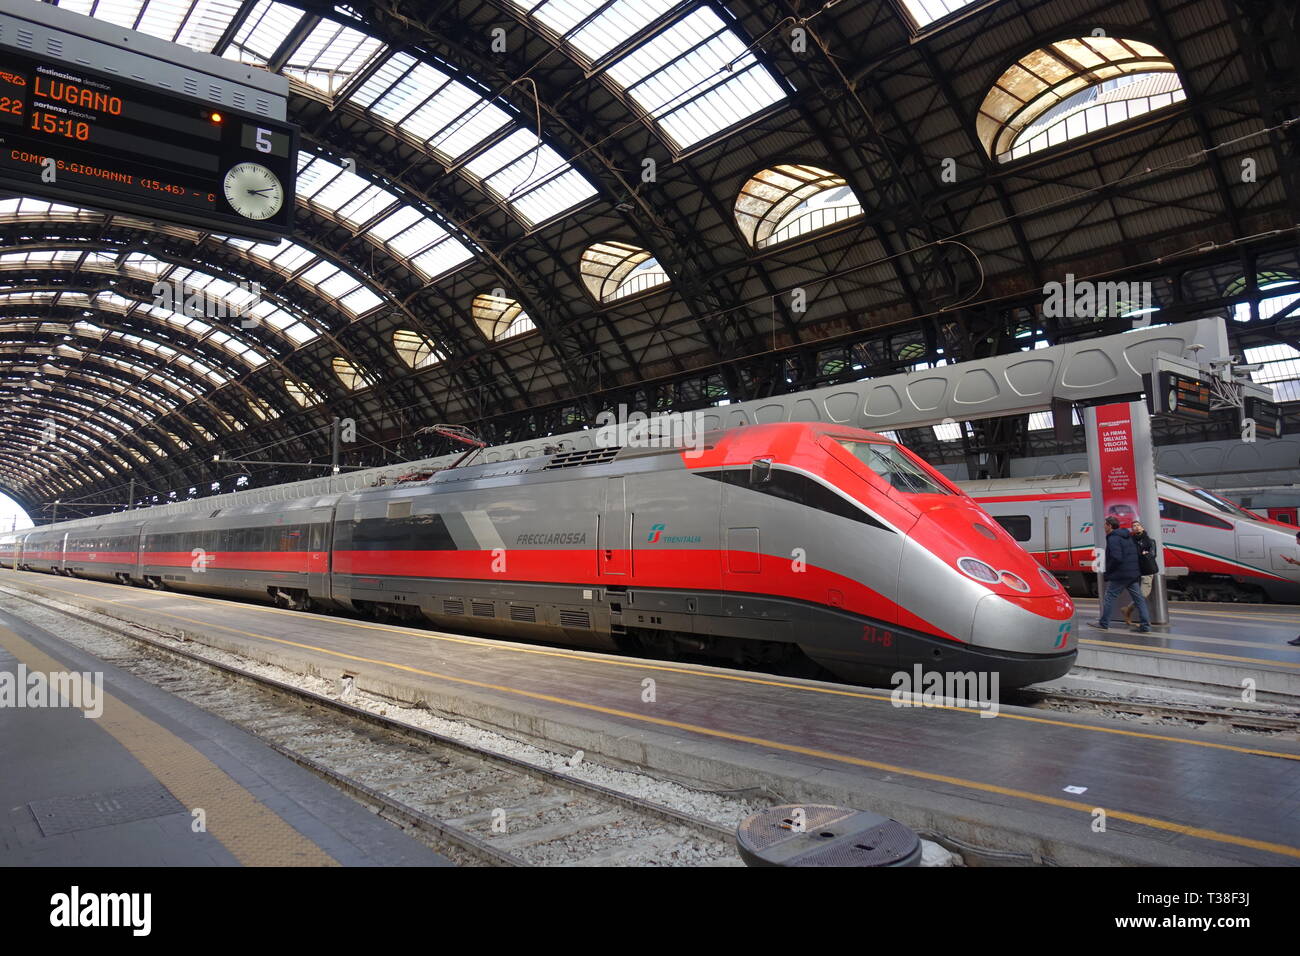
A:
999,571,1031,592
1038,567,1061,590
958,557,999,583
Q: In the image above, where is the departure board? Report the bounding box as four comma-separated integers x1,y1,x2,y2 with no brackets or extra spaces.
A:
1155,370,1213,422
1244,395,1282,439
0,49,295,240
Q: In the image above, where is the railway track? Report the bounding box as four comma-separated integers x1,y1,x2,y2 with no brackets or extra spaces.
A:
1016,687,1300,736
0,586,743,867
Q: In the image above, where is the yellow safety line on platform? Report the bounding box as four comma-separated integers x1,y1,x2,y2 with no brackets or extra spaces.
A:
1081,630,1299,652
11,575,1299,761
0,626,338,867
1079,637,1300,668
4,578,1297,862
1075,599,1300,625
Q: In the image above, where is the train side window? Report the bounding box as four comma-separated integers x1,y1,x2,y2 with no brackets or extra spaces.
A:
1158,498,1232,530
994,515,1033,541
700,468,891,531
310,523,326,550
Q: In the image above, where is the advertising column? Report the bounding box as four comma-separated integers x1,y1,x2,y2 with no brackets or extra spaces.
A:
1083,401,1168,625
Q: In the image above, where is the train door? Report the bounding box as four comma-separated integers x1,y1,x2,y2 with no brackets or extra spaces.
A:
600,477,630,575
1044,506,1071,569
1237,523,1266,565
307,510,333,600
59,532,69,573
131,526,145,582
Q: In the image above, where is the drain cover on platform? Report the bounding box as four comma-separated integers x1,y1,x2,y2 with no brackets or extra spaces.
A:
736,804,921,867
29,783,186,837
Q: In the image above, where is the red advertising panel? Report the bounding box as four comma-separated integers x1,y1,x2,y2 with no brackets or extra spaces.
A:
1094,403,1139,528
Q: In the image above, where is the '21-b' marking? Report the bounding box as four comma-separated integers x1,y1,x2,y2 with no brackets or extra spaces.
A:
861,625,892,647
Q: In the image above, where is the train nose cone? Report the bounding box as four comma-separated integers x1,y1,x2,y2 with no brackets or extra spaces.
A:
972,591,1076,653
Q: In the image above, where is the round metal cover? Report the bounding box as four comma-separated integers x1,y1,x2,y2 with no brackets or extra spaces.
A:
736,804,921,867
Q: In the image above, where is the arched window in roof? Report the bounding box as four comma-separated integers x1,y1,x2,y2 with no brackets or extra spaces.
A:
285,380,324,407
1224,271,1298,297
978,38,1184,163
392,329,446,369
332,357,369,390
1228,273,1300,324
472,293,536,341
580,241,670,303
246,397,279,421
734,166,864,249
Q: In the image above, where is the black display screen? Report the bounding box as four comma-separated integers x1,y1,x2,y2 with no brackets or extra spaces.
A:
1243,395,1282,439
1161,371,1213,422
0,49,295,240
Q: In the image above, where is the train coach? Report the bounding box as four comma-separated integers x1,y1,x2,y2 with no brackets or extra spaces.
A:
0,422,1078,688
961,473,1300,602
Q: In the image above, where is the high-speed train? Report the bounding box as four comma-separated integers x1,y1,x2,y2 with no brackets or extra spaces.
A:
0,423,1077,688
961,473,1300,602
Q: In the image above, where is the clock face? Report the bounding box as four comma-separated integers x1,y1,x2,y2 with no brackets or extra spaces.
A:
222,162,285,220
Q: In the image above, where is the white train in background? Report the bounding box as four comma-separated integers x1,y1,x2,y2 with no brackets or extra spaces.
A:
960,473,1300,602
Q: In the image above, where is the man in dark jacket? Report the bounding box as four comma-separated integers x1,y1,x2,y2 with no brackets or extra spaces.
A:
1088,515,1151,632
1123,520,1158,628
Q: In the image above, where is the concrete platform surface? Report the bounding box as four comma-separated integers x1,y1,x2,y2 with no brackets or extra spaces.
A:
0,604,451,867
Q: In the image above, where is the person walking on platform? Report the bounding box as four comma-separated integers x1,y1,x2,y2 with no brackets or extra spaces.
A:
1282,554,1300,645
1088,515,1151,633
1124,519,1158,630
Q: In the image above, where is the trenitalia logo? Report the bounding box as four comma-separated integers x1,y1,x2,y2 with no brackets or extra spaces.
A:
1055,621,1072,649
646,523,701,545
1080,521,1094,533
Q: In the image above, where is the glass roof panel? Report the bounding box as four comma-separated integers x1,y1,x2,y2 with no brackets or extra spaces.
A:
282,19,386,95
513,0,676,64
222,0,305,65
605,7,785,151
897,0,983,29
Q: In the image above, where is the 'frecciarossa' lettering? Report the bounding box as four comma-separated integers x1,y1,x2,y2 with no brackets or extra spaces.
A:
516,532,587,545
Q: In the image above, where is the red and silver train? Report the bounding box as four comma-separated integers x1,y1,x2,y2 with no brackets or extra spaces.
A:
0,423,1077,688
961,473,1300,602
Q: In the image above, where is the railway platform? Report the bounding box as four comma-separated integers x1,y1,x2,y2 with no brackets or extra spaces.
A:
1072,597,1300,701
0,602,450,867
2,570,1296,868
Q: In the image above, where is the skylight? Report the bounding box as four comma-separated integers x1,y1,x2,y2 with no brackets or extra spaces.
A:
602,7,786,151
897,0,984,30
294,152,475,278
735,166,864,248
472,293,536,341
393,329,446,369
580,241,670,302
349,52,598,225
978,38,1183,163
511,2,785,151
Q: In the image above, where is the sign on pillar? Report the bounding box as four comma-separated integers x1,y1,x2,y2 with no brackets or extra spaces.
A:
1083,401,1169,625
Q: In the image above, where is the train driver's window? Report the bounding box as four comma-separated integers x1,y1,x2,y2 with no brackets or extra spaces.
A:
835,440,950,494
1158,498,1233,530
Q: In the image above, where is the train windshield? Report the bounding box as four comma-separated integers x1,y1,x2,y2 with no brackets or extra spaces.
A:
836,440,952,495
1189,487,1260,518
